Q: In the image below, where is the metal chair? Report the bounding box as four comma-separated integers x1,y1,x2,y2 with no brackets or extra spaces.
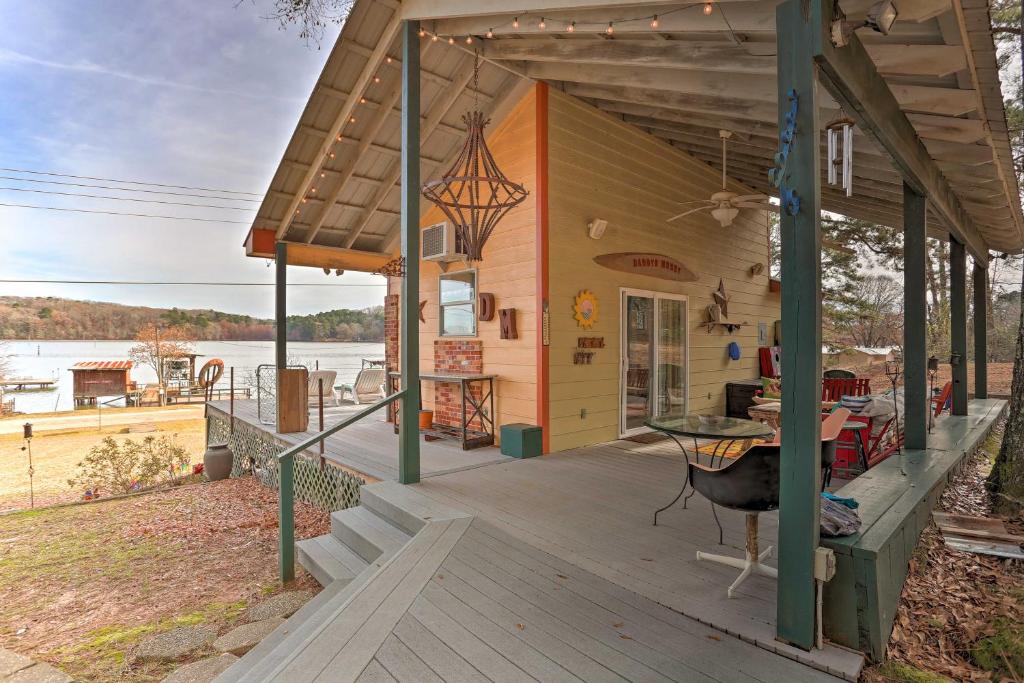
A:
689,444,780,598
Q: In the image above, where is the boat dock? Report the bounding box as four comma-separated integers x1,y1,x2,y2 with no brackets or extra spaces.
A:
0,378,56,391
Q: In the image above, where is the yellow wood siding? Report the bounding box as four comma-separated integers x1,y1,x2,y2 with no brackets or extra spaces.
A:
397,87,539,435
547,90,781,452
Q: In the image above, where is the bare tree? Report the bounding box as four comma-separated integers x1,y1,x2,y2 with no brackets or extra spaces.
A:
262,0,355,46
128,324,194,392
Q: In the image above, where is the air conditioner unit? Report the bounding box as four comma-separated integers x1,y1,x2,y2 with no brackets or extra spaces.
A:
421,222,466,262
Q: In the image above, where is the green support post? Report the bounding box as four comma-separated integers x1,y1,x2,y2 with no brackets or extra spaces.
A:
973,262,988,399
275,241,287,370
398,20,421,485
278,454,295,582
903,185,928,449
775,0,822,651
950,238,968,415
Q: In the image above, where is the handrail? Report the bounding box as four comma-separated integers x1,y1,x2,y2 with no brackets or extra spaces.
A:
277,390,406,582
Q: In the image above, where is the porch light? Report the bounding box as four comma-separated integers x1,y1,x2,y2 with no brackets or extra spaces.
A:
710,206,739,227
703,2,714,15
421,55,529,261
830,0,898,46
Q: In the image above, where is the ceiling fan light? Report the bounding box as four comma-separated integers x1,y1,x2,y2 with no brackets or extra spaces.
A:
710,206,739,227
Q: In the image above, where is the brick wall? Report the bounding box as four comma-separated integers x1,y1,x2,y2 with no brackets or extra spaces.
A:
433,340,483,429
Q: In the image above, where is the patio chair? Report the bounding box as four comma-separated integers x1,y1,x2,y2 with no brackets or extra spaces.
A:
821,377,871,402
338,367,386,405
689,444,780,598
307,370,339,407
823,369,856,379
820,408,852,489
932,381,953,417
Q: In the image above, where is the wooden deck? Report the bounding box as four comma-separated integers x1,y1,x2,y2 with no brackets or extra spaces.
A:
207,400,513,482
214,399,1006,681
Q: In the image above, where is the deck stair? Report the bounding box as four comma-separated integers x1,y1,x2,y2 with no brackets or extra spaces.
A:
216,481,470,682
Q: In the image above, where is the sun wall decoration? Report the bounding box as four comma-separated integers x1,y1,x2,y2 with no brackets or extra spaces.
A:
573,290,599,329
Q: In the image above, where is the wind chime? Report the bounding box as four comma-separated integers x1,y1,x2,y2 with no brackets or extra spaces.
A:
421,53,528,261
826,118,854,197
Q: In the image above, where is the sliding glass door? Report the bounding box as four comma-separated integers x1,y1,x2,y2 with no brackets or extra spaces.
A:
620,290,688,436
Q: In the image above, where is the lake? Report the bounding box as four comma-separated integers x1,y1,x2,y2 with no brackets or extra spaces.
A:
1,340,385,414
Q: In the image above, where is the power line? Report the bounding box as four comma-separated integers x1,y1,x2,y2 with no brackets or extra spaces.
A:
0,202,251,224
0,186,256,211
0,279,385,287
0,167,262,197
0,175,262,203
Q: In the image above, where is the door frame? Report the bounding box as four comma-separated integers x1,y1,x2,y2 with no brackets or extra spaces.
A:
618,288,690,438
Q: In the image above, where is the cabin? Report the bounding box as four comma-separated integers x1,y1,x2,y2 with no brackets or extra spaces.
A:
208,0,1022,679
69,361,133,407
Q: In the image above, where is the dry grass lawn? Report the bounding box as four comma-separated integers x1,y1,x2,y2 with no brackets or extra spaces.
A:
0,477,328,682
0,419,205,512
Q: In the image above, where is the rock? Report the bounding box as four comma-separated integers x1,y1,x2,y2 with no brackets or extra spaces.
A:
6,662,73,683
160,653,238,683
132,625,218,663
245,591,314,623
0,648,34,677
212,618,285,656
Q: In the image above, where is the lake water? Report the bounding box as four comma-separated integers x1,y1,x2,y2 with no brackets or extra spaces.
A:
1,340,385,414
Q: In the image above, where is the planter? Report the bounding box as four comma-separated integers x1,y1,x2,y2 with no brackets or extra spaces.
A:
204,443,233,481
418,410,434,430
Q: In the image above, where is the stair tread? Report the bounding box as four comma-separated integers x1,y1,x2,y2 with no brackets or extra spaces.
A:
296,537,359,586
312,535,369,575
331,506,411,560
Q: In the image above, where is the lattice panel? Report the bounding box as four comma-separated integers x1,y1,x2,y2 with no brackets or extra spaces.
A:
206,413,363,512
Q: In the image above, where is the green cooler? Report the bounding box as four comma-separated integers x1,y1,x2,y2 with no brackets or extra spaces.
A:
500,423,543,458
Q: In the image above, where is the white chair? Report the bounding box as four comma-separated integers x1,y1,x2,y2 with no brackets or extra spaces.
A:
339,368,386,405
307,370,339,406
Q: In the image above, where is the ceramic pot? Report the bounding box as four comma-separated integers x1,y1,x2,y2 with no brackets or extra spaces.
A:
418,410,434,430
204,443,233,481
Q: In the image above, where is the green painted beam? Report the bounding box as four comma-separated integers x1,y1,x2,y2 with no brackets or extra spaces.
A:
973,263,988,399
398,20,422,485
903,184,928,450
775,0,822,652
950,238,968,415
278,455,295,583
808,0,987,265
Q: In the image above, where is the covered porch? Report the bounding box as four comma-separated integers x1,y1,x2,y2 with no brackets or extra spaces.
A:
234,0,1024,673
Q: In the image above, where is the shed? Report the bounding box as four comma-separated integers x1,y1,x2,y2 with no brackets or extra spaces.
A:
69,361,134,406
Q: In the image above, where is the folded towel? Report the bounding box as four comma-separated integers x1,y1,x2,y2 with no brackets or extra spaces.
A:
822,491,859,509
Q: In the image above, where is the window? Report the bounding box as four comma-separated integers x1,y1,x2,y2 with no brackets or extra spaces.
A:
439,269,476,336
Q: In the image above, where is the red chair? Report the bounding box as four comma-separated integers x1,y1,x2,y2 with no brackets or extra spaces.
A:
821,377,871,402
932,381,953,417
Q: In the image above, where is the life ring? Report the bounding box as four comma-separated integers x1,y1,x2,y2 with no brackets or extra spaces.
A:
197,359,224,388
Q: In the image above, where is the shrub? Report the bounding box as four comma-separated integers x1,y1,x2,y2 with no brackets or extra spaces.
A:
68,435,191,496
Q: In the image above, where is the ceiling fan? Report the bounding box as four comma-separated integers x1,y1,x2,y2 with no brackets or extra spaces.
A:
667,130,776,227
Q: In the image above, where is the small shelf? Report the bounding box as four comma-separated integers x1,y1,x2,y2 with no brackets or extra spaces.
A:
701,322,750,333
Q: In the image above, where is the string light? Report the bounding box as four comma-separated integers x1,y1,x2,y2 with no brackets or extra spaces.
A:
606,21,614,34
336,134,343,142
310,187,317,193
538,17,546,29
431,33,439,41
512,17,519,28
359,96,366,103
373,75,381,83
349,116,357,123
566,21,575,32
385,56,393,63
320,172,326,178
465,35,473,44
418,27,426,37
486,28,494,38
703,2,714,15
651,14,660,28
329,151,336,159
448,35,455,44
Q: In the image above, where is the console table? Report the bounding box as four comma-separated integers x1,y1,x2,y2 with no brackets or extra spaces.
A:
387,371,497,450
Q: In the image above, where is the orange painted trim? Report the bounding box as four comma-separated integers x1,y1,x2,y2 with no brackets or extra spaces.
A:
535,83,551,454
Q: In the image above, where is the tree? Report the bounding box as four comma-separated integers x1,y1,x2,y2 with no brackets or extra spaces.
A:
826,274,904,349
264,0,355,45
986,0,1024,514
128,323,194,391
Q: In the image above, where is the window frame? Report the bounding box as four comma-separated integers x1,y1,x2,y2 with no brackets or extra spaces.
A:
438,268,478,337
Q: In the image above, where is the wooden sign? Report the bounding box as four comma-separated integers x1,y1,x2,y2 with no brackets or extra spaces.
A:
593,253,698,282
499,308,518,339
479,293,495,321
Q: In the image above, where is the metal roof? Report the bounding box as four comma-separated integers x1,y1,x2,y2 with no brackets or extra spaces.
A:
251,0,1024,263
69,361,134,371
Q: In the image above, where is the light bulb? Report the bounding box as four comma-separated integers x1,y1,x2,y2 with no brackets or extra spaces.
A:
311,187,317,193
431,33,438,41
486,28,494,38
465,35,473,44
512,17,519,28
328,152,335,159
336,134,342,142
538,17,546,29
566,21,575,32
651,15,660,28
349,116,356,123
320,172,325,178
418,27,426,37
386,56,392,63
703,2,713,15
448,36,455,44
373,75,380,83
359,96,366,103
606,22,614,34
302,197,307,204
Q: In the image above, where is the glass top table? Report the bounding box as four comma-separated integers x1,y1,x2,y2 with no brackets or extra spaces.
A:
645,414,775,440
645,414,775,526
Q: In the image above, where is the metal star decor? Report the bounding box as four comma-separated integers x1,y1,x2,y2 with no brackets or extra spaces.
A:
712,279,731,318
421,54,528,261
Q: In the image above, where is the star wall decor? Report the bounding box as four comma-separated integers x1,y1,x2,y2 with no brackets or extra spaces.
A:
712,279,731,319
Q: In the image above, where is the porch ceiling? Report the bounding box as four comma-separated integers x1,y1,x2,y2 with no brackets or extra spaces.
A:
251,0,1024,265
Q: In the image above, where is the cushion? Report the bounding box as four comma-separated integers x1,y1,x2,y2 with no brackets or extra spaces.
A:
840,394,872,414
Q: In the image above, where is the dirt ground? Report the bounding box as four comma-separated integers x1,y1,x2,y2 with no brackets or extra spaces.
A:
861,424,1024,682
824,359,1014,398
0,418,206,512
0,476,328,682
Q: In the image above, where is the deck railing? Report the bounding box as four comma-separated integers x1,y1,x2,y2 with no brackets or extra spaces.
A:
276,390,406,583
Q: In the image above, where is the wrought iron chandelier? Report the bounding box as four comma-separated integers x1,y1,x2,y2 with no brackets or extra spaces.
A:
421,54,528,261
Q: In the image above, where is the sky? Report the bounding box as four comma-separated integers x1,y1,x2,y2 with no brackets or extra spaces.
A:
0,1,388,318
